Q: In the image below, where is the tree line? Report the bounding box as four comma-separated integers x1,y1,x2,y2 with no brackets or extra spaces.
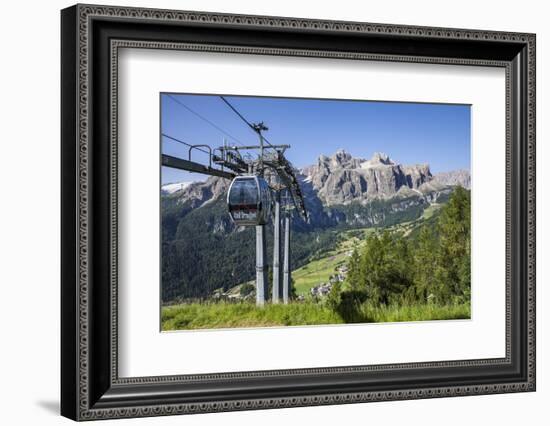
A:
327,187,471,321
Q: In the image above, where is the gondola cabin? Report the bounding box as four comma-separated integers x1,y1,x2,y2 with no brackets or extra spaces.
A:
227,176,272,226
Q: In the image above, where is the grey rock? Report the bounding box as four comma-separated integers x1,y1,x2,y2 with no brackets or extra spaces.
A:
301,150,434,205
432,169,471,189
165,176,229,208
163,150,470,230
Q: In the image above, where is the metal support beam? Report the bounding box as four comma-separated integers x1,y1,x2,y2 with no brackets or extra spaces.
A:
272,192,281,303
283,214,291,304
161,154,235,180
220,144,290,151
255,225,267,306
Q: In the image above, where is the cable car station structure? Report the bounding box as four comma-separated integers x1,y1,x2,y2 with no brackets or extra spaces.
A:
161,96,308,306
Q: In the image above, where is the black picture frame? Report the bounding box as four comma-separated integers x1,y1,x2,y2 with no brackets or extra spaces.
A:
61,4,536,421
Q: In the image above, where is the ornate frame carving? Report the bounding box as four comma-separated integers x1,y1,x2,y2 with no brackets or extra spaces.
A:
61,4,535,421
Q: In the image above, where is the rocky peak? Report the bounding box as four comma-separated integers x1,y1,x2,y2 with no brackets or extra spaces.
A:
369,152,393,165
432,169,471,189
163,176,229,208
163,150,469,209
329,149,352,166
302,150,436,205
316,149,365,172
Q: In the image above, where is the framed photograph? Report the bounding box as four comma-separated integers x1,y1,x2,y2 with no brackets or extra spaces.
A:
61,4,536,421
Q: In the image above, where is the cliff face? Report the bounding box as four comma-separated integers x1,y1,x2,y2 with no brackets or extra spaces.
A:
164,175,230,209
160,150,471,302
161,150,470,229
300,150,434,206
432,169,471,189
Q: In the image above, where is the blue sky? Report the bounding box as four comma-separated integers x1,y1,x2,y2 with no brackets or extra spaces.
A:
161,93,470,184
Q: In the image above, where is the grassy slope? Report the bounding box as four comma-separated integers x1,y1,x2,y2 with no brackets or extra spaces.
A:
162,301,343,330
160,201,463,331
222,204,443,298
358,302,469,323
421,203,442,219
292,254,346,295
161,301,470,330
291,206,442,296
292,228,375,295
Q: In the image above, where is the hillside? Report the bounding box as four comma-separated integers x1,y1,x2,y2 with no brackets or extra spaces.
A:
161,187,471,329
161,150,469,303
292,204,444,297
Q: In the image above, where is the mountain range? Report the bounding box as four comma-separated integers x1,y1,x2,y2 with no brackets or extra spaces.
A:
160,150,470,301
162,150,469,227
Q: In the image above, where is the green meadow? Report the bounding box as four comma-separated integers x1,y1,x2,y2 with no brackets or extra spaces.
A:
161,301,470,331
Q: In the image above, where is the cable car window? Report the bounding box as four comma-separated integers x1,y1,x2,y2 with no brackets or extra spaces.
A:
229,178,259,206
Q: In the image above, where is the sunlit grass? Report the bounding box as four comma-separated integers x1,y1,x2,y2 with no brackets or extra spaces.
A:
292,254,347,295
420,204,442,220
358,302,470,323
161,301,470,331
161,301,343,330
292,227,375,295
